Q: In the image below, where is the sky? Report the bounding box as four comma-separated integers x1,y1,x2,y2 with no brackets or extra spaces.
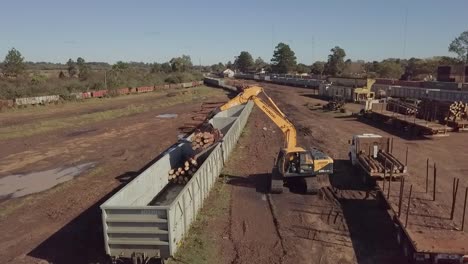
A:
1,0,467,65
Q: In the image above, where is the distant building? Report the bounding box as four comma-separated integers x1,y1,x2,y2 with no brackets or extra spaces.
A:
437,65,468,83
223,69,235,78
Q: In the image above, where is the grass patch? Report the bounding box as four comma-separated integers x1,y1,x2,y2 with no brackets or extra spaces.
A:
168,179,231,264
0,86,224,140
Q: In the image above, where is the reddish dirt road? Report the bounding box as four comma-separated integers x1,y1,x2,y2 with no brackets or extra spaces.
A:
219,80,468,263
0,86,229,263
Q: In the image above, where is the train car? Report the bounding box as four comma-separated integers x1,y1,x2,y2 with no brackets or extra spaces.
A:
117,88,130,95
15,95,60,106
91,90,108,98
136,86,154,93
0,99,14,110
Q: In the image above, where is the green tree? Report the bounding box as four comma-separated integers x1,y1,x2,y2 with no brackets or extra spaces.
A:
449,30,468,63
325,46,346,76
311,61,326,76
170,55,193,72
376,60,404,79
211,62,225,72
151,62,162,73
226,61,233,69
234,51,254,72
67,58,77,77
2,48,25,77
296,63,310,74
254,57,268,72
161,62,172,73
271,43,297,74
76,57,90,80
112,61,129,71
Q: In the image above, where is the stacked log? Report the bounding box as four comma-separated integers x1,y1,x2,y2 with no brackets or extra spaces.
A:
376,151,404,173
191,130,223,150
448,101,468,121
168,157,199,184
359,154,388,173
417,99,452,123
387,99,418,116
358,151,403,174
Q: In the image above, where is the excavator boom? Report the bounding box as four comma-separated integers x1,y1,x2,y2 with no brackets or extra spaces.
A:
219,86,300,151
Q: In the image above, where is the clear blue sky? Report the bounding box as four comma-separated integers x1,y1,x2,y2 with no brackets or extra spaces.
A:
1,0,467,65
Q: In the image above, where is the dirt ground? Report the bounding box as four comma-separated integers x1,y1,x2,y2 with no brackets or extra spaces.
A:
2,81,468,264
207,80,468,264
0,86,229,263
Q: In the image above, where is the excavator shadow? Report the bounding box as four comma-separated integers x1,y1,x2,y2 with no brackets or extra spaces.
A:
223,173,271,193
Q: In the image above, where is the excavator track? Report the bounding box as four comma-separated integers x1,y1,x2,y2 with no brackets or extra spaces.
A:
270,169,284,194
305,174,331,194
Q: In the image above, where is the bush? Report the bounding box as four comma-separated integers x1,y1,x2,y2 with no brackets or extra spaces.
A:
0,69,203,100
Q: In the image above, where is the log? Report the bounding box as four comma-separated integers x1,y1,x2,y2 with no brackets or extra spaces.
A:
359,155,374,173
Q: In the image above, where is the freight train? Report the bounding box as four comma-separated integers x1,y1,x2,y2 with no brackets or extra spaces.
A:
0,81,204,110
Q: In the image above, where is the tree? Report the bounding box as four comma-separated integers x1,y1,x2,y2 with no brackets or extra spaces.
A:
161,62,172,73
449,31,468,63
170,55,192,72
254,57,267,72
234,51,254,73
226,61,233,69
271,43,297,74
376,60,404,79
151,62,162,73
211,62,225,72
112,61,129,71
311,61,326,76
76,57,90,79
2,48,25,77
325,46,346,76
296,63,310,74
67,58,77,77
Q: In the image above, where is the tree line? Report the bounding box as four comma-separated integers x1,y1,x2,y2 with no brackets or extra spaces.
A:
210,30,468,80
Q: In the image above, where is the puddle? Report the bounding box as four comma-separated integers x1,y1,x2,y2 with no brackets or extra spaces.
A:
156,113,178,119
0,162,96,201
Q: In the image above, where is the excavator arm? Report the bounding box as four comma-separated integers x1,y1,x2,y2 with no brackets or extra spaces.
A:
218,86,299,151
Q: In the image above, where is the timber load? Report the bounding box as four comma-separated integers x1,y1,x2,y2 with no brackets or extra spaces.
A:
191,130,222,150
387,98,419,116
358,151,406,176
168,157,199,184
447,101,468,122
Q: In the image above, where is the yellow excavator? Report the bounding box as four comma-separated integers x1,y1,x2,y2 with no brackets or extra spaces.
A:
214,85,333,193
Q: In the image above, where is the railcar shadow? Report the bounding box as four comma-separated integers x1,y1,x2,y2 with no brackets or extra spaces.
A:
27,143,182,264
347,116,431,141
332,158,405,263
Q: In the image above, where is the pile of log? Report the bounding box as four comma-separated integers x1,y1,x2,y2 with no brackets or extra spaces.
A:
359,155,388,173
377,151,404,173
168,157,199,184
417,99,452,123
191,130,222,150
448,101,468,121
178,101,225,134
387,99,418,116
358,151,404,174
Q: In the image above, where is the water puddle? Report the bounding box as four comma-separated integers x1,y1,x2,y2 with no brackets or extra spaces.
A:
0,162,96,201
156,113,178,119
